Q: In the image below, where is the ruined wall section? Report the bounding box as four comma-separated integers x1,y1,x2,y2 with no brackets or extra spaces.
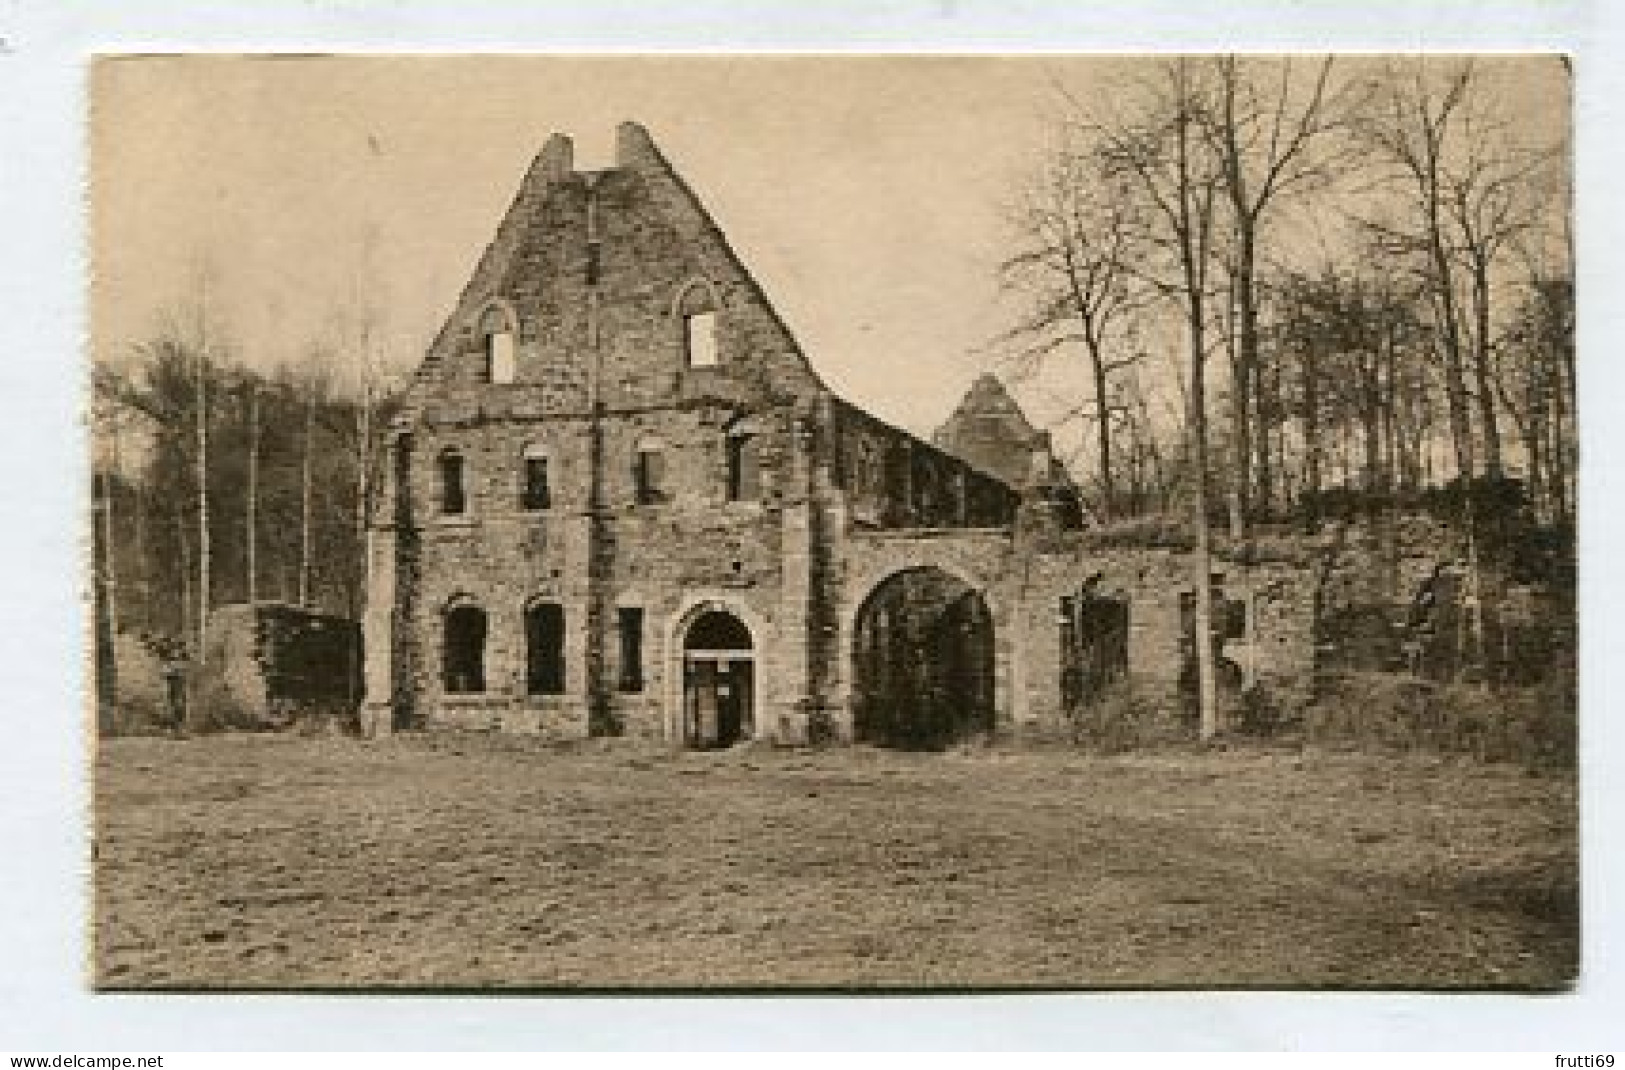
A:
410,134,579,403
384,122,845,741
828,399,1019,531
604,122,828,408
932,373,1049,489
204,603,362,729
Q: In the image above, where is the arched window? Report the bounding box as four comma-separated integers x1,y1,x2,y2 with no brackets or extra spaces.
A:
525,601,566,695
443,600,487,694
675,281,720,369
725,417,761,502
633,434,666,505
438,448,467,516
480,304,516,384
520,442,551,511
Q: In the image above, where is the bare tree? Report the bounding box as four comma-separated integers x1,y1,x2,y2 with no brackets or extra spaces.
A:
244,378,260,603
193,285,213,660
1204,55,1353,528
1360,60,1480,489
998,135,1147,519
1089,58,1227,738
91,368,131,733
1441,86,1548,481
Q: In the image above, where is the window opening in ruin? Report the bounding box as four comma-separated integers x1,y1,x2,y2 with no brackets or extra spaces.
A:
681,609,754,749
684,312,718,368
521,444,551,511
525,601,566,696
634,437,666,505
443,603,487,694
438,450,467,516
480,305,516,385
617,606,644,692
1059,590,1130,712
725,423,760,502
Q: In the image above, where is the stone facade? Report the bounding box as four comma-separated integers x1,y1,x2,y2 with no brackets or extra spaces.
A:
362,123,1317,746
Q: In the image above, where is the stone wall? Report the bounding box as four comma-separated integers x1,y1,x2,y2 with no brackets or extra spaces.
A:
203,603,362,728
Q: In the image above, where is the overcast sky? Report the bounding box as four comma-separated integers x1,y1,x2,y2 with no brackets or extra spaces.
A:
90,54,1568,439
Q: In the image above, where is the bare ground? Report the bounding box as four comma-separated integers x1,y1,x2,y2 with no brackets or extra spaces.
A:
91,733,1578,989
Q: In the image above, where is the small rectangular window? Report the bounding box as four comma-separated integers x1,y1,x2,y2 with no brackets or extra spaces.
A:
685,312,718,368
617,607,644,692
635,449,665,505
522,457,551,510
439,453,466,515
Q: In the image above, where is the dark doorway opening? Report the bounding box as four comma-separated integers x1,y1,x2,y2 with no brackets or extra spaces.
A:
525,601,566,695
443,603,487,694
851,568,995,749
682,609,754,748
1060,589,1130,712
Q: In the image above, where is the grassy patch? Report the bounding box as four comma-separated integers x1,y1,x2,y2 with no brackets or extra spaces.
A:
92,733,1577,990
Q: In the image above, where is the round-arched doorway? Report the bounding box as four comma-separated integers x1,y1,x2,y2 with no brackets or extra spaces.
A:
851,567,995,749
681,608,755,748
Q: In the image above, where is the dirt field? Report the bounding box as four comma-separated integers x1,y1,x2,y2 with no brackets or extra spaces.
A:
91,733,1578,989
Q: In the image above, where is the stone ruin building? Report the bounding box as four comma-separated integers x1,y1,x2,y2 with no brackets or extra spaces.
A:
361,122,1320,747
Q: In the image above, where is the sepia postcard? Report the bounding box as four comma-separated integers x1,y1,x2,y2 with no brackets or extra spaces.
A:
87,54,1577,991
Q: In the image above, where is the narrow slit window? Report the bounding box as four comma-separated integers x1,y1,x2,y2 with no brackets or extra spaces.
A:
617,607,644,693
726,427,760,502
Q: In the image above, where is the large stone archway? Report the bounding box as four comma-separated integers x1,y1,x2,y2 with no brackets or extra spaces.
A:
848,566,997,749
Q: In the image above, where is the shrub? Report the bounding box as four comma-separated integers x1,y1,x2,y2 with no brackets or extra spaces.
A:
1303,671,1575,767
1063,681,1182,753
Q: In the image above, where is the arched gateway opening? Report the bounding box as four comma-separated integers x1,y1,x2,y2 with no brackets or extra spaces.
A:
852,567,995,749
682,609,755,748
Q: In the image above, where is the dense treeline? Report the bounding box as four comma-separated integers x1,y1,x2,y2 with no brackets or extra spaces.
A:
91,326,398,664
999,56,1573,539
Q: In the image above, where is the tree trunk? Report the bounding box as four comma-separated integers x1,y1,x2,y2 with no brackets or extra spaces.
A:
298,380,317,607
195,346,210,662
97,465,120,734
175,510,192,661
354,376,374,618
1469,255,1503,478
245,382,259,604
1230,229,1258,533
1088,326,1116,521
103,427,121,647
1255,346,1276,521
1190,308,1219,742
1302,339,1322,531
